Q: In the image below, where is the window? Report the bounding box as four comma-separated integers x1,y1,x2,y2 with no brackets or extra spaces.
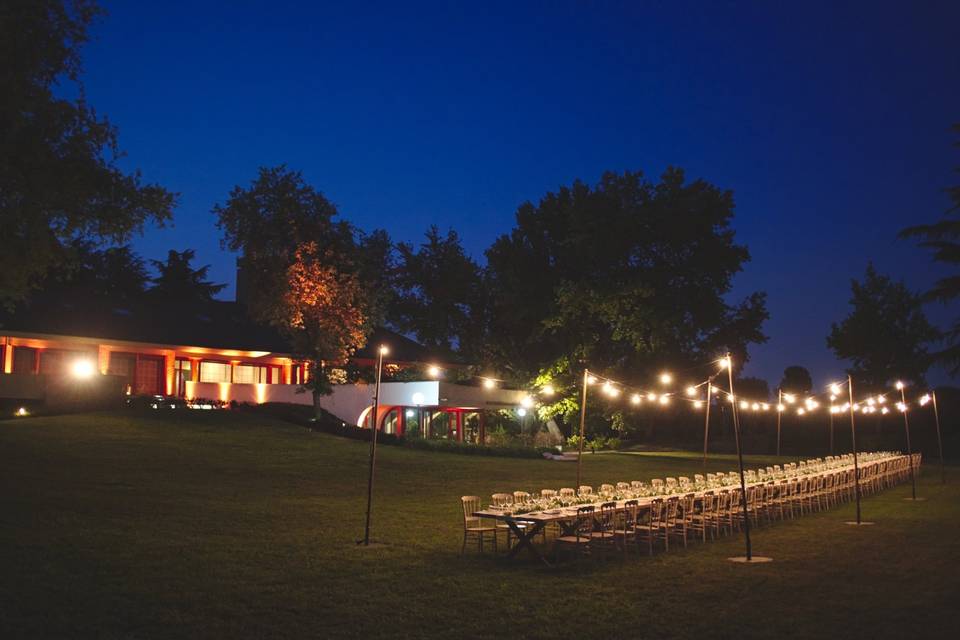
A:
200,361,231,383
234,364,269,384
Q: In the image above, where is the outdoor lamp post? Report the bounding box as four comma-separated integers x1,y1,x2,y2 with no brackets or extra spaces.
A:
361,344,388,546
724,353,771,563
926,392,946,484
576,368,589,491
896,381,920,501
775,388,783,457
845,375,872,526
702,383,712,473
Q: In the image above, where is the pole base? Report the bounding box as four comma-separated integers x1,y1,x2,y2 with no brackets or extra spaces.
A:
727,556,773,563
844,521,875,526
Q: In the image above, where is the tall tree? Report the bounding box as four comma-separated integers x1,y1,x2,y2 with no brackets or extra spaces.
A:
0,0,175,307
484,169,767,422
275,242,370,412
214,166,387,399
899,122,960,375
148,249,226,305
736,376,770,401
826,264,939,387
40,241,149,306
391,226,483,353
778,366,813,395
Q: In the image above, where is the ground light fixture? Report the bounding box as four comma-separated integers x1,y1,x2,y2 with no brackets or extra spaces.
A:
15,407,29,417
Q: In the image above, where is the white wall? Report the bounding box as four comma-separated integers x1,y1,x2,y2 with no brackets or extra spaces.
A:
183,380,442,426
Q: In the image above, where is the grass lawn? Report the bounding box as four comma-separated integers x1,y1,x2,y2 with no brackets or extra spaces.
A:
0,410,957,639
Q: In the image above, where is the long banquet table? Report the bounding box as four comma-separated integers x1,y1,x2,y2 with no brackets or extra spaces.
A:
473,452,909,566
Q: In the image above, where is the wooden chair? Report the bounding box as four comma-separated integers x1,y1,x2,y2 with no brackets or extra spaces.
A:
461,496,497,554
635,498,666,555
589,501,619,556
599,483,616,497
670,494,692,548
688,492,715,542
578,485,594,496
559,488,576,498
541,489,558,499
662,496,681,550
555,505,595,564
613,499,640,556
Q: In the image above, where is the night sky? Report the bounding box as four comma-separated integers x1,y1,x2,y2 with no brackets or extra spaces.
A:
77,1,960,386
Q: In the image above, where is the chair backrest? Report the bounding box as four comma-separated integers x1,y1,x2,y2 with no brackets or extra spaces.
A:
616,482,631,492
597,501,617,532
574,505,595,539
648,498,664,525
694,474,705,484
492,493,513,506
462,496,482,529
631,480,645,489
701,491,716,513
541,489,557,498
578,485,594,496
559,488,576,498
600,483,615,495
663,496,680,524
513,491,531,504
680,493,696,519
623,499,639,527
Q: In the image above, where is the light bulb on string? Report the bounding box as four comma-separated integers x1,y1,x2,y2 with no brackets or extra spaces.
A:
630,393,642,405
919,394,931,406
659,372,673,385
685,386,697,397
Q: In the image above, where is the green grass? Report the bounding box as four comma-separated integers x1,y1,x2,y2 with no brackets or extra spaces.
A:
0,410,957,639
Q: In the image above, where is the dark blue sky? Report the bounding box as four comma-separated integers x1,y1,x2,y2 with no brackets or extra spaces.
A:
79,1,959,386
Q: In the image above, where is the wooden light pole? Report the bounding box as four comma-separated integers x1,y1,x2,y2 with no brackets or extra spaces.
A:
725,354,771,563
775,388,783,457
845,375,872,526
702,383,712,473
897,383,919,501
361,345,387,546
575,368,589,492
930,391,946,484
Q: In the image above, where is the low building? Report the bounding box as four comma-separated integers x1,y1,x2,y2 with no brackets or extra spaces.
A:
0,299,526,442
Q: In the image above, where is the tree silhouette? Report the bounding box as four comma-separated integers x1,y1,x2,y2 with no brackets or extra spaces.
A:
779,366,813,395
899,122,960,375
483,168,768,393
0,0,175,307
391,226,482,353
826,264,938,387
149,249,225,304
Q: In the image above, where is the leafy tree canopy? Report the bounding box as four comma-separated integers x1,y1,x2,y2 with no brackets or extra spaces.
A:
484,169,768,397
391,226,483,353
38,240,149,306
0,0,175,307
826,264,939,388
778,366,813,395
899,122,960,375
736,376,770,401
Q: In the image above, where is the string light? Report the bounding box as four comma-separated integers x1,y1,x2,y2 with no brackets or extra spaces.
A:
685,386,697,397
829,383,842,395
483,378,496,390
586,375,597,384
740,400,749,410
647,392,657,401
783,393,796,404
895,381,904,390
659,395,670,405
427,365,441,377
751,402,760,411
881,407,890,414
719,356,731,369
896,402,907,412
659,372,673,385
777,403,785,412
797,408,806,415
541,384,555,396
520,396,534,409
877,396,886,404
919,394,931,406
630,393,642,405
694,400,703,409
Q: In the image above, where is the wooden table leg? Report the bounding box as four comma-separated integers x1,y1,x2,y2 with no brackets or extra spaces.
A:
504,517,550,566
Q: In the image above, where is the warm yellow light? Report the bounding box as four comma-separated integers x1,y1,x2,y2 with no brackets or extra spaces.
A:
728,395,735,403
630,393,642,405
15,406,28,417
895,381,904,390
719,356,731,369
685,385,697,397
427,365,441,378
379,345,389,356
797,408,806,416
542,384,555,396
586,375,597,385
829,383,842,395
866,397,875,406
520,395,534,409
761,403,770,411
647,392,657,401
602,381,613,393
919,394,931,406
694,400,703,409
658,395,670,405
608,387,621,398
896,402,907,412
739,400,749,410
751,402,760,411
877,396,886,404
483,378,496,390
881,407,889,414
70,359,96,380
659,372,673,385
777,403,785,412
829,394,837,402
783,393,796,404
